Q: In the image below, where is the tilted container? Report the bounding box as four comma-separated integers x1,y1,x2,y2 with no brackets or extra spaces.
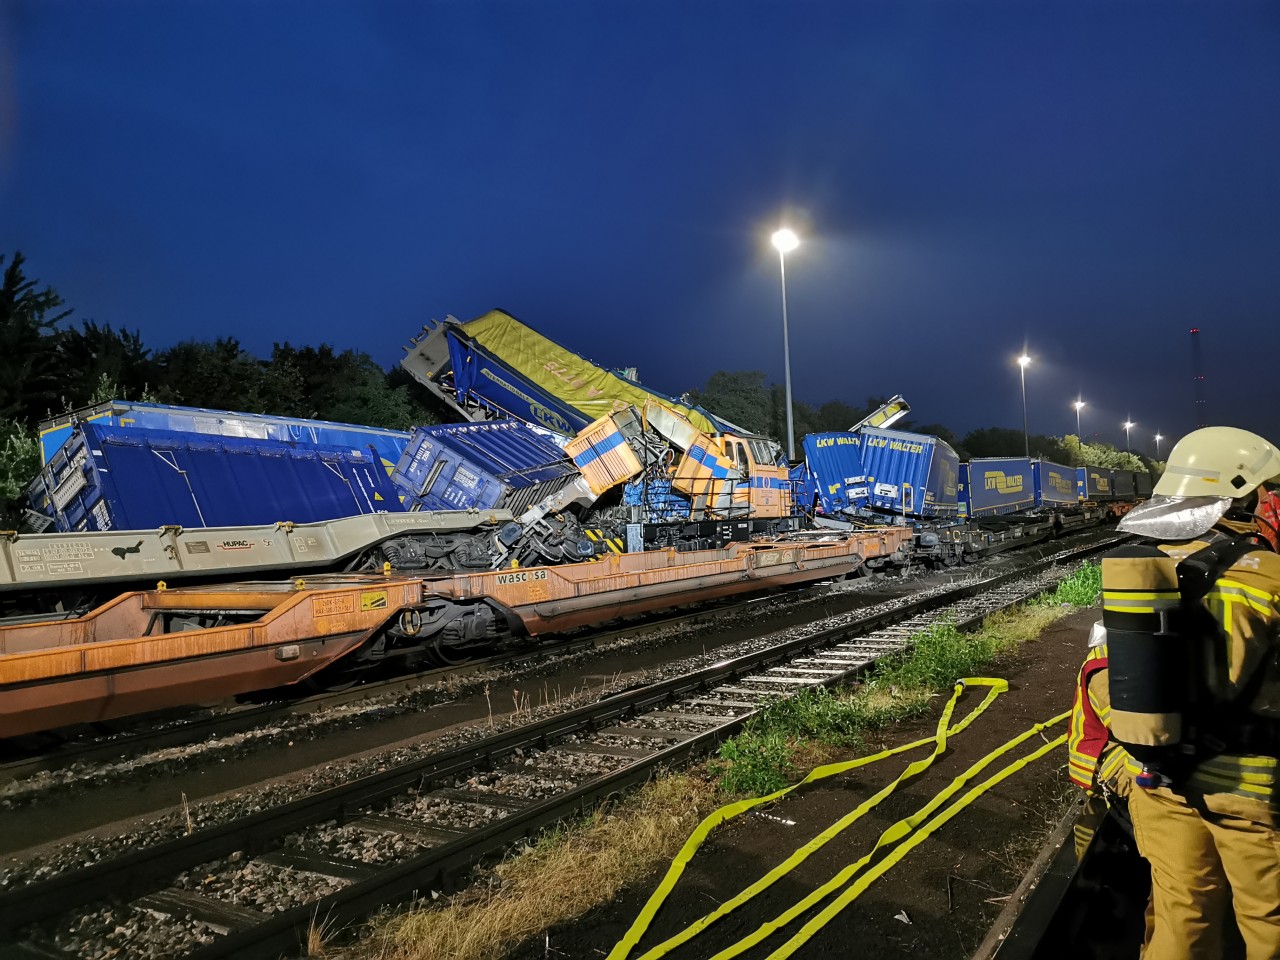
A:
800,432,869,515
38,400,411,472
391,420,579,514
802,428,959,519
858,427,960,518
27,423,404,533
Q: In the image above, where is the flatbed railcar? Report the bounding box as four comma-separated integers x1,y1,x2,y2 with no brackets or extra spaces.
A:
0,511,526,615
0,528,913,738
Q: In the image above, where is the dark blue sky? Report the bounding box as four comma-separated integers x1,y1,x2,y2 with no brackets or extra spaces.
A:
3,1,1278,455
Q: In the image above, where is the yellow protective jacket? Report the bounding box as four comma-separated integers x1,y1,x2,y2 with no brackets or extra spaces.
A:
1067,643,1134,796
1100,524,1280,814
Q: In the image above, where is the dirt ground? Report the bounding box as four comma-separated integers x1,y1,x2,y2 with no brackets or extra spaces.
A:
508,607,1102,960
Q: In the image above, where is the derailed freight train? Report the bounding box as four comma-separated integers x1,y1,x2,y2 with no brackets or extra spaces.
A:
10,309,1153,604
0,309,1156,736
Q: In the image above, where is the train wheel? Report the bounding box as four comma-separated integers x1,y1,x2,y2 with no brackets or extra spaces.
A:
429,636,471,667
303,666,361,692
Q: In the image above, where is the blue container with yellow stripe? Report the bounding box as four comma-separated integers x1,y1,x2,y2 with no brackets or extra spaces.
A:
1077,467,1116,501
1033,460,1079,508
959,457,1036,517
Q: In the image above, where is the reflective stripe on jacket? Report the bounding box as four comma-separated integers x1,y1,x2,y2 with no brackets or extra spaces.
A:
1068,643,1133,793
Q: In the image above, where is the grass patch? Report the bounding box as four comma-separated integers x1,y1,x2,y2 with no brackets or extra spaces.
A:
1036,560,1102,608
346,560,1102,960
714,728,795,796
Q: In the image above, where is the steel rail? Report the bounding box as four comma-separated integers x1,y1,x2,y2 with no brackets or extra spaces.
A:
0,537,1119,954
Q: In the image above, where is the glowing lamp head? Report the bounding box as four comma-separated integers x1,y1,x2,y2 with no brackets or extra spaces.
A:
1155,433,1163,442
771,228,800,254
1124,420,1135,430
1073,400,1085,411
1017,355,1031,368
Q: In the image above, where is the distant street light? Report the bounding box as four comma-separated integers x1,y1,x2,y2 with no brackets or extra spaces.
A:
1123,420,1135,452
1017,354,1032,458
771,227,800,461
1155,432,1164,457
1073,399,1085,437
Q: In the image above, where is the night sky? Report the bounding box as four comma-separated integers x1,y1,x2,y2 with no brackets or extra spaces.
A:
3,1,1278,456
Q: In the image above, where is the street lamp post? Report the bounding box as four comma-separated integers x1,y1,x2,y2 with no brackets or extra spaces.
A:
771,228,800,461
1155,433,1163,457
1073,399,1085,437
1123,420,1135,453
1018,354,1031,458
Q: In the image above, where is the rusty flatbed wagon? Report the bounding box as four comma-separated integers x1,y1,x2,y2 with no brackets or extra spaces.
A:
0,529,911,738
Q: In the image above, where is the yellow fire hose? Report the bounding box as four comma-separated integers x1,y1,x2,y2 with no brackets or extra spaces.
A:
607,678,1068,960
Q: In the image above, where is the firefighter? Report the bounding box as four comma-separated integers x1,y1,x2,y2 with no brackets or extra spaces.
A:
1098,426,1280,960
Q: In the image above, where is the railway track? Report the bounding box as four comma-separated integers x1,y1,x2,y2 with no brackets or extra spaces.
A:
0,536,1120,960
1,525,1109,790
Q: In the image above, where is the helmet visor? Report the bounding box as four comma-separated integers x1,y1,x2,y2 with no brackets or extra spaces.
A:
1117,495,1232,541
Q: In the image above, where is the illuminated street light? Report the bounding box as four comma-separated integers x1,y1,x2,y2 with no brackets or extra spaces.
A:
1155,432,1164,457
1123,420,1135,452
771,228,800,461
1073,399,1085,437
1017,354,1031,458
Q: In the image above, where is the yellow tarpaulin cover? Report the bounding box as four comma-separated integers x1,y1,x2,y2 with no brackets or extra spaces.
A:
460,310,721,436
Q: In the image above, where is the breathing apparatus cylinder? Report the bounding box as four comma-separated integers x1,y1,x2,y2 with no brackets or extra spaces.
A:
1101,544,1198,787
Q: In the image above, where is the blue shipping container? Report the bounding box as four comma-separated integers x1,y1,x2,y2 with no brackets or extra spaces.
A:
446,336,594,438
1076,467,1115,501
28,423,404,533
960,457,1036,517
800,432,870,515
38,400,411,471
859,427,960,517
1033,460,1079,508
802,428,959,518
391,420,578,514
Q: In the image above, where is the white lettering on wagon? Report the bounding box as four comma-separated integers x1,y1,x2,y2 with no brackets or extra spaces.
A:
495,570,549,586
23,541,94,561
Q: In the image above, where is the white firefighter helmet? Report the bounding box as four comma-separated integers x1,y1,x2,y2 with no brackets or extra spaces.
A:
1120,427,1280,541
1154,426,1280,498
